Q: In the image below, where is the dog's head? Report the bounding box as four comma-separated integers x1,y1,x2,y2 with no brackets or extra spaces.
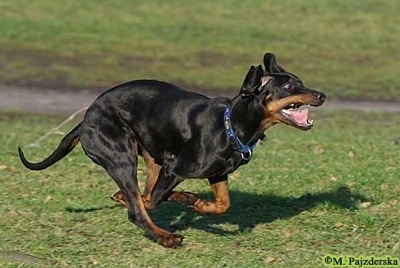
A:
239,53,326,131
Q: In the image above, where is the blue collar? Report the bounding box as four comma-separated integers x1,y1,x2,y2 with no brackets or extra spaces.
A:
223,105,258,161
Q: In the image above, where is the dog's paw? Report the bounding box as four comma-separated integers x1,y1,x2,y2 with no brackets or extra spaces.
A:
110,190,127,206
190,199,229,215
157,234,184,248
168,191,198,205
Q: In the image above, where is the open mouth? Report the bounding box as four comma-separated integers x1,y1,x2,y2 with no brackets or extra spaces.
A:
280,103,314,130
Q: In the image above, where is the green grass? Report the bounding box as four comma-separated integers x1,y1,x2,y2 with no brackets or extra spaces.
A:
1,110,399,267
0,0,399,100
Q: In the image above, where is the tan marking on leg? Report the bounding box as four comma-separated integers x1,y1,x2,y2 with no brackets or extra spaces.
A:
69,137,80,150
110,149,161,210
129,187,183,247
142,150,162,209
191,179,230,215
168,191,198,206
110,190,127,206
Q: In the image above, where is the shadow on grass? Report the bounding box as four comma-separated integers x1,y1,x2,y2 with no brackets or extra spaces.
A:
149,185,367,235
65,204,120,213
64,186,367,236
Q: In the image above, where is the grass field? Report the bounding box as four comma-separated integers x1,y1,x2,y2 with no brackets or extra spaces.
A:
1,0,400,267
1,110,399,267
0,0,399,101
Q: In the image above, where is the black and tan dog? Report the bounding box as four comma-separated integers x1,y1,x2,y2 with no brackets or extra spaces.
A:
18,53,325,247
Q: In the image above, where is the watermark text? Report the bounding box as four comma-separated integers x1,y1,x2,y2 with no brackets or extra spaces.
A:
323,255,399,267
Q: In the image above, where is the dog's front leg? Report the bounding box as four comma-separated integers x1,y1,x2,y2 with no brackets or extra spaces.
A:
168,175,230,214
193,175,230,214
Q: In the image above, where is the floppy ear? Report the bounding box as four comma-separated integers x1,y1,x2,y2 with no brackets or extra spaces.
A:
239,65,264,95
263,53,285,73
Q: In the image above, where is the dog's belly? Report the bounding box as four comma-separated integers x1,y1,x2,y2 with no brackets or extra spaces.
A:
151,148,242,179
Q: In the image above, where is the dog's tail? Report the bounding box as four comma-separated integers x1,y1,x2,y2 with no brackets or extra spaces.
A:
18,123,82,170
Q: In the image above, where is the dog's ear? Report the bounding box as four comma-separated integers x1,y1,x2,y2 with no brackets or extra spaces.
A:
239,65,264,95
263,53,285,73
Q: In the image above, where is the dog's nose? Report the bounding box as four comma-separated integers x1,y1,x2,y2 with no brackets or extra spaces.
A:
317,92,326,101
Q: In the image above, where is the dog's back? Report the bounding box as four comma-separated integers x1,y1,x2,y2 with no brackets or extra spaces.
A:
81,79,231,166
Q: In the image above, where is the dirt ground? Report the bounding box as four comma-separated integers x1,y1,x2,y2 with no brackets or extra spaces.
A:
1,85,399,116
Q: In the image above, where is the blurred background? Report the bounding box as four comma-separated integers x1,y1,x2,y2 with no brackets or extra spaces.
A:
1,2,400,266
0,0,399,112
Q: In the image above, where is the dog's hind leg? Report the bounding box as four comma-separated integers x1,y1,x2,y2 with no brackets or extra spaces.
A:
110,149,162,209
168,175,230,215
142,165,186,210
81,131,183,247
141,150,162,208
110,167,183,247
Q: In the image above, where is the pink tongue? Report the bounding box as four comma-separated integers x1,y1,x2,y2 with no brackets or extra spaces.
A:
291,109,309,124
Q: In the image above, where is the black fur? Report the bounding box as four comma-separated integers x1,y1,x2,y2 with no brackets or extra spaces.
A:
18,52,326,247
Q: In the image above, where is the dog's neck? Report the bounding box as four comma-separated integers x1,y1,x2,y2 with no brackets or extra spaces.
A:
229,96,266,146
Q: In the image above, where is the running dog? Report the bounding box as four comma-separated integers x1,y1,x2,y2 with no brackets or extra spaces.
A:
18,52,326,247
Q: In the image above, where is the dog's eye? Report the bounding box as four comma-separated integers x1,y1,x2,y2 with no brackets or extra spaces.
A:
283,83,294,91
